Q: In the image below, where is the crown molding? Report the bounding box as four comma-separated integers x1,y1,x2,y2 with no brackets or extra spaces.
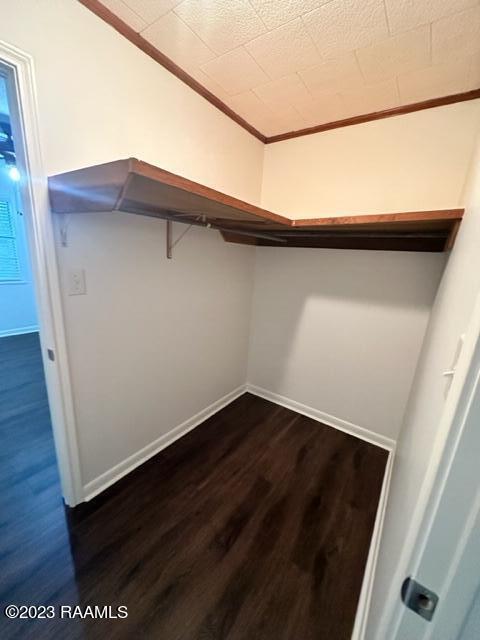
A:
79,1,480,145
78,0,266,142
266,88,480,143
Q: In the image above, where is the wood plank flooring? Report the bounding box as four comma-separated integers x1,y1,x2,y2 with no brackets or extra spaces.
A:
0,334,388,639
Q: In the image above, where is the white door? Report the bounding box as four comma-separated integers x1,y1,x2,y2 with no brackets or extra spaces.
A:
392,325,480,639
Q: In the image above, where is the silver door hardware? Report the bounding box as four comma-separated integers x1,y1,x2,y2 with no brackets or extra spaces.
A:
443,334,465,396
401,577,439,621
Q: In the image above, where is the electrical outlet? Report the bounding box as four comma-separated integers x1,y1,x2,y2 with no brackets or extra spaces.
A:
68,268,86,295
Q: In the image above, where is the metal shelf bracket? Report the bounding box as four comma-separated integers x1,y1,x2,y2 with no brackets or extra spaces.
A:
166,217,203,259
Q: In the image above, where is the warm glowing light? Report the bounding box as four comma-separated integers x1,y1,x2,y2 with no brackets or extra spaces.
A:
8,166,20,182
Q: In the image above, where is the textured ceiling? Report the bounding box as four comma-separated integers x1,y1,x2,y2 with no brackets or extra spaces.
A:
98,0,480,136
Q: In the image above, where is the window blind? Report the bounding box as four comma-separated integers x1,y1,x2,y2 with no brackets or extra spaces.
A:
0,199,20,282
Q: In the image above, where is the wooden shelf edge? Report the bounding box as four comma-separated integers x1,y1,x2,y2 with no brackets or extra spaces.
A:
292,209,464,228
48,158,465,252
127,158,291,226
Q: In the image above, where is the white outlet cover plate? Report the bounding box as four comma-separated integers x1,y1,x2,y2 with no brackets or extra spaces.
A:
68,268,86,296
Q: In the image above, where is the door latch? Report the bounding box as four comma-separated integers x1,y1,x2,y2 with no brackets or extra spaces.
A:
401,577,438,621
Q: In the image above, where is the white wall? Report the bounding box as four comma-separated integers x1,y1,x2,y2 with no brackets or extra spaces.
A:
56,215,254,484
3,1,480,501
1,0,263,489
367,130,480,639
256,104,480,634
262,101,480,219
2,0,263,200
248,248,445,441
461,587,480,640
395,325,480,640
0,162,38,336
252,104,480,443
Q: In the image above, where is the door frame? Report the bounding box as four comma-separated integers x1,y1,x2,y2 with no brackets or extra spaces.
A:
379,287,480,638
0,39,83,506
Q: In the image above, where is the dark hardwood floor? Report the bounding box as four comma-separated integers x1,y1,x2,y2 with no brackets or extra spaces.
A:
0,334,387,640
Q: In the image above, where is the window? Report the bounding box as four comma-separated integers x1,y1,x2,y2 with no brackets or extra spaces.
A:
0,197,21,282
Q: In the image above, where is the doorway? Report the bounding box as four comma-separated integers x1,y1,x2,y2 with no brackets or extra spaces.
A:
387,294,480,639
0,72,65,509
0,44,82,508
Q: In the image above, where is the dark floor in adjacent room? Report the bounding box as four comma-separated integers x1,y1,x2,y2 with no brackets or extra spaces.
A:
0,335,388,640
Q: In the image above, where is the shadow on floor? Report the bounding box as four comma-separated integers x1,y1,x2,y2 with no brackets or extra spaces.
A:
0,338,387,639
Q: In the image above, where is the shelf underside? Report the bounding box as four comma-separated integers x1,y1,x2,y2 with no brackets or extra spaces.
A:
48,158,464,252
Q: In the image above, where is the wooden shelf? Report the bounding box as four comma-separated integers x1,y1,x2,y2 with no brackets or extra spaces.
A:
48,158,464,252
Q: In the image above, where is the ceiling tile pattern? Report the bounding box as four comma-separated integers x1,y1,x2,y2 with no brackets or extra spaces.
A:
356,25,431,83
174,0,266,54
98,0,480,136
299,54,365,94
244,18,322,79
432,5,480,63
302,0,390,59
142,10,216,67
385,0,478,34
201,47,269,95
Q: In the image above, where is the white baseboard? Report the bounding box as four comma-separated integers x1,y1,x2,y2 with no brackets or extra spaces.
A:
245,383,395,640
0,325,39,338
352,448,395,640
83,384,247,502
83,383,395,503
83,380,394,639
246,384,396,451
